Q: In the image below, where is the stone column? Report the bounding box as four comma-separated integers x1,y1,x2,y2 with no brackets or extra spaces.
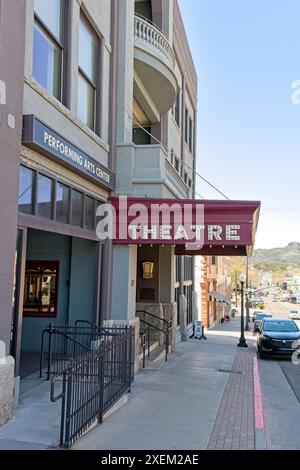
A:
179,294,188,342
159,245,175,304
192,291,200,322
0,355,15,427
136,303,164,346
163,302,177,353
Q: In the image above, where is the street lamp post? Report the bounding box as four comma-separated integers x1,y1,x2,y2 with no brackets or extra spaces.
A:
245,256,250,331
235,272,238,308
238,274,248,348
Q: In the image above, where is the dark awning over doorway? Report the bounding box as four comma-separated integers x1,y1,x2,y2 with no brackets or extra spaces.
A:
111,197,261,256
208,291,231,304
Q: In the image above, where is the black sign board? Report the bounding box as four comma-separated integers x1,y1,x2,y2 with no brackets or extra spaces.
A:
22,115,115,191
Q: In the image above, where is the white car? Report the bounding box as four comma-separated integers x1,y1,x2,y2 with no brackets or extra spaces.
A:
289,310,300,320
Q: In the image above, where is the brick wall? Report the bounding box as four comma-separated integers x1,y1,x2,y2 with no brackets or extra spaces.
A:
0,0,26,347
200,257,209,328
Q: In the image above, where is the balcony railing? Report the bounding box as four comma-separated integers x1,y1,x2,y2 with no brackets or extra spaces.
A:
134,15,175,69
133,144,190,198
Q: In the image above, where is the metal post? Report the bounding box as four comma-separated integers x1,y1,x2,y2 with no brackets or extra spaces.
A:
98,345,104,424
64,369,73,447
40,330,46,378
59,372,67,447
238,281,248,348
142,335,146,369
165,327,169,362
245,256,250,331
47,324,54,381
235,272,238,308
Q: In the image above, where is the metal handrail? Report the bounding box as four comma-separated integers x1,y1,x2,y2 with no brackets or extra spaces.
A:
137,310,172,362
75,320,97,328
136,309,170,326
40,326,91,380
40,322,132,380
50,327,135,448
75,320,128,336
140,333,146,369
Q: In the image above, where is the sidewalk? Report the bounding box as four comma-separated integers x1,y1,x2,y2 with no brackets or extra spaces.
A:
73,316,259,450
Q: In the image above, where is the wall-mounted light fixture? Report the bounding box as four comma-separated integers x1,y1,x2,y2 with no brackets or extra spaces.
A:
142,262,154,279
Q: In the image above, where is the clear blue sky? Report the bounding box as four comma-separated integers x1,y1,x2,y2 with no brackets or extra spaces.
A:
178,0,300,248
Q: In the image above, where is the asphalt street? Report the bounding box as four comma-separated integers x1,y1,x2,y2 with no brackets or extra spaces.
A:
254,299,300,449
262,299,300,405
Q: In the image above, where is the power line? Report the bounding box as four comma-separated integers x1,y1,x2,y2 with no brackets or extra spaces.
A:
133,120,230,200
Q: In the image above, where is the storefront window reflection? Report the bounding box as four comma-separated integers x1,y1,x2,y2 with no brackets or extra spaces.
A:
19,166,34,214
18,165,99,232
85,196,95,229
37,175,53,219
72,190,83,227
23,261,58,317
33,0,62,100
56,182,70,224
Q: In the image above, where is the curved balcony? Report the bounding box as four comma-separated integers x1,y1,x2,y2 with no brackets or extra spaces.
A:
134,15,178,117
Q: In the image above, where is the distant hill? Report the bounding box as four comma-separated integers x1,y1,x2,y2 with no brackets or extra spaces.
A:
252,242,300,267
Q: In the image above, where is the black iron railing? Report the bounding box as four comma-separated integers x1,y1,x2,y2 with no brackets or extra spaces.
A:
40,322,132,380
136,310,172,363
51,326,135,448
140,333,146,369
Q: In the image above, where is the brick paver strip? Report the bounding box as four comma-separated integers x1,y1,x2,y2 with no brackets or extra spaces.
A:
207,345,255,450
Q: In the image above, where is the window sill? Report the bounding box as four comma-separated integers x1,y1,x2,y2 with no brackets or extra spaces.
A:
24,76,110,153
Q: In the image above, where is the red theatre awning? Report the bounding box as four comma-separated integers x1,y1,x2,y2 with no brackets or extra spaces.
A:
110,197,261,256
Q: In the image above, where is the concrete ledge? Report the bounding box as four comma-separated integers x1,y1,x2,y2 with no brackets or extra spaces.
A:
255,428,267,450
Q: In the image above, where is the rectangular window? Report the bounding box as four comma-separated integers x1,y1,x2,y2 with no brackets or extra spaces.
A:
71,190,83,227
189,117,193,152
84,196,95,229
33,0,65,102
23,261,59,318
174,91,181,126
185,108,189,143
184,171,188,184
132,126,151,145
19,166,34,214
37,174,53,219
78,16,99,133
188,178,192,189
34,0,62,39
174,156,180,173
56,182,70,224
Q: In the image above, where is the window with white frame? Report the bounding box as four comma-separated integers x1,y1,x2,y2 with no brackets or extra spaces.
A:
78,15,100,133
33,0,67,102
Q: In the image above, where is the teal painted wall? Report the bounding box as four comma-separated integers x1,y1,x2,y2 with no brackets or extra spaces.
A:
68,238,97,324
21,231,98,352
21,230,71,352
